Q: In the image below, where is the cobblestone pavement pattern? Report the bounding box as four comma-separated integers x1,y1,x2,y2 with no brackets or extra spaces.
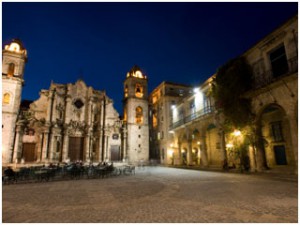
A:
2,167,298,223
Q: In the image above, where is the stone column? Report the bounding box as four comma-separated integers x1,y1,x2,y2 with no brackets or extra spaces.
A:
42,131,49,161
13,125,23,163
64,95,72,124
219,129,227,166
87,99,93,126
187,139,193,165
37,133,44,162
105,133,110,161
49,134,56,161
85,134,90,161
287,113,298,174
200,135,208,167
249,146,257,172
123,129,128,161
254,125,268,171
97,130,102,161
177,142,182,165
46,89,55,123
62,133,69,161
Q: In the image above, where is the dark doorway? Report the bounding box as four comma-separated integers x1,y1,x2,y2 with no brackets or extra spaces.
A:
69,137,84,161
111,145,120,161
182,150,187,165
274,145,287,165
22,143,36,162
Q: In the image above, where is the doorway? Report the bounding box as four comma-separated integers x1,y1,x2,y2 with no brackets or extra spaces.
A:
69,137,84,161
22,143,36,162
111,145,120,161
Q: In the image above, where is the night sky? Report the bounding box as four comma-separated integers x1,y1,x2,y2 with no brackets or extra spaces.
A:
2,2,298,114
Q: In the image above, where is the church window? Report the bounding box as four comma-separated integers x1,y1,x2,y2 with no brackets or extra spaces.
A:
124,85,128,98
8,63,15,77
3,93,10,105
135,84,143,98
135,106,143,124
74,99,84,109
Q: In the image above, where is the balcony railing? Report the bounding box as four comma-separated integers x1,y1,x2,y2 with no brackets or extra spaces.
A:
169,106,214,130
254,56,298,89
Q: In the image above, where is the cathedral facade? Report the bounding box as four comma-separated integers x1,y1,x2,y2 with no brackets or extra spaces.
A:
2,41,149,165
16,80,123,164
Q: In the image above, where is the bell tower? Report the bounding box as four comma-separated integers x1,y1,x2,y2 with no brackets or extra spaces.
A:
2,39,28,163
123,65,149,164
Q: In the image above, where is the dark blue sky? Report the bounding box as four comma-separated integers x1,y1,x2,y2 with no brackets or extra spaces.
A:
2,2,297,114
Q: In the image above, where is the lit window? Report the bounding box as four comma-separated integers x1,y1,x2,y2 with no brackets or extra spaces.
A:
7,43,21,52
124,85,128,98
8,63,15,77
152,95,157,104
135,84,144,98
152,112,157,128
136,107,143,124
3,93,10,105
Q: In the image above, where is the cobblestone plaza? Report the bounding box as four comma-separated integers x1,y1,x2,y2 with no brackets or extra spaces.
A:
2,167,297,223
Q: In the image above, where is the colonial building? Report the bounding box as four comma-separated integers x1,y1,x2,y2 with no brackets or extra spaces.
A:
167,77,219,167
163,15,298,174
148,81,192,163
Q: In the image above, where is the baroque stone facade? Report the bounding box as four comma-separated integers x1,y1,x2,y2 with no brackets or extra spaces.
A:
13,80,123,164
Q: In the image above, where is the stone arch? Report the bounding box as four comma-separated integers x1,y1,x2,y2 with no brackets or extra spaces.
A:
205,123,221,166
8,63,15,77
135,83,144,98
181,147,188,165
192,146,200,165
255,103,295,170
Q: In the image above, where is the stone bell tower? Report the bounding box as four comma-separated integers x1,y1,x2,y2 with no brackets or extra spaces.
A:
123,65,149,164
2,39,28,163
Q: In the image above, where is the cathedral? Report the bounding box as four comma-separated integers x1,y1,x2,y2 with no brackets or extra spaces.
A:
2,40,148,165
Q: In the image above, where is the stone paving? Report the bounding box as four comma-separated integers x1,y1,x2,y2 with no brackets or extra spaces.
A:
2,166,298,223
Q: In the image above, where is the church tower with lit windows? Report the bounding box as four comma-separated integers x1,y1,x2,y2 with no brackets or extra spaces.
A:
2,39,28,163
123,65,149,164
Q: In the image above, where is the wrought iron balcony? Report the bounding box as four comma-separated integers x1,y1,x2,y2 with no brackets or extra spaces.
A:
254,56,298,89
169,105,215,130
